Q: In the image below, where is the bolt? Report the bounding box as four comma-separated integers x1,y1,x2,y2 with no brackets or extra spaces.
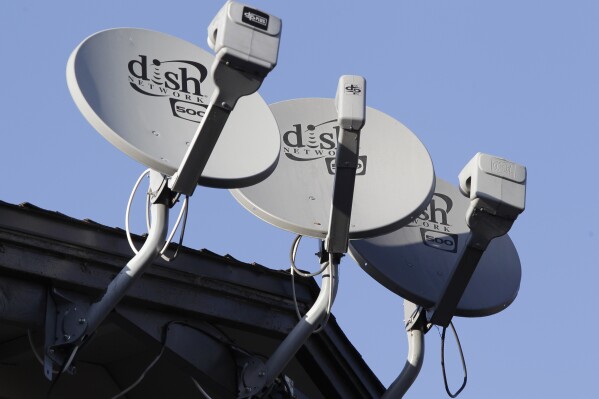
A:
245,387,252,393
78,318,86,325
258,371,265,377
49,349,55,354
63,334,71,341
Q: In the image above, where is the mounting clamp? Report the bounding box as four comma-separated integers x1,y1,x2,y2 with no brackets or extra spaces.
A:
237,356,268,398
44,289,90,379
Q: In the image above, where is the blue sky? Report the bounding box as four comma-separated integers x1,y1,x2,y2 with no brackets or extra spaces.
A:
1,1,598,398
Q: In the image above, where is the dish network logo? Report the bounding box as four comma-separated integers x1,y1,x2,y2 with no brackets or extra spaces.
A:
282,119,368,175
127,55,209,122
409,192,459,253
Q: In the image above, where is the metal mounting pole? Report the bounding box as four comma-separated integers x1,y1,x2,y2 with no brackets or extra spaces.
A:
237,256,338,397
262,258,339,389
383,301,426,399
44,171,170,377
85,172,170,334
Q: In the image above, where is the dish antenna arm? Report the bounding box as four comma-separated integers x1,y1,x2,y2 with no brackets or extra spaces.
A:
325,75,366,255
171,1,281,196
428,153,527,327
170,60,264,196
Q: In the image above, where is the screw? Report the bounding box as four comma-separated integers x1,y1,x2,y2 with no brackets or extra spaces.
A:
258,371,265,377
63,334,71,341
49,349,55,354
245,387,252,393
78,318,86,325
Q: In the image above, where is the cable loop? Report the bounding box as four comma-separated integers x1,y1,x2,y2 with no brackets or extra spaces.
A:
289,235,328,277
158,195,189,262
441,321,468,398
289,236,334,332
289,235,325,319
125,169,189,262
125,169,151,255
290,266,303,321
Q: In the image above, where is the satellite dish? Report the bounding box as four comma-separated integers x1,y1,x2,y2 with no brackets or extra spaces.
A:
66,28,280,188
231,98,435,239
349,178,521,317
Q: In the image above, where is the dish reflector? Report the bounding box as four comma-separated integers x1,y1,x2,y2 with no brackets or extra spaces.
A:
349,178,521,317
231,98,435,239
67,28,280,188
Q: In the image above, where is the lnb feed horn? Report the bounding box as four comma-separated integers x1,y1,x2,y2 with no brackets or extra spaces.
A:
335,75,366,131
208,0,281,78
458,152,526,220
171,1,282,196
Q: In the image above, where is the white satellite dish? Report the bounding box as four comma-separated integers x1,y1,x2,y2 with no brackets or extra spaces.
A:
66,28,280,188
231,98,435,239
349,177,522,317
50,3,284,379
